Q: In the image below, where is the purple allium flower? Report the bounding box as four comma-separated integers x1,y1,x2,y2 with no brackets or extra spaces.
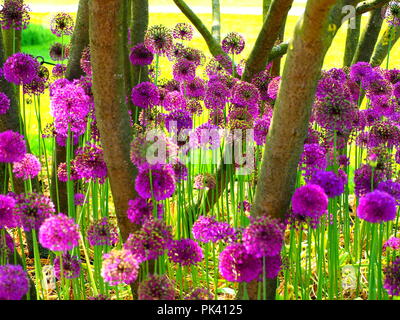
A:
74,193,85,206
139,274,175,300
194,173,216,190
12,153,41,180
222,32,245,55
39,213,80,251
377,180,400,204
172,161,188,182
182,77,205,99
350,61,373,83
173,22,193,41
384,257,400,295
357,190,397,223
49,42,69,61
168,239,204,266
3,53,38,85
173,59,196,82
242,216,285,258
0,92,10,114
190,122,221,150
0,264,29,300
80,46,91,76
291,184,328,219
87,217,119,247
54,253,80,279
219,243,262,283
124,219,173,262
130,42,154,66
354,164,387,198
0,232,14,256
299,143,327,178
254,113,272,146
22,65,49,96
135,163,176,201
309,170,345,198
144,25,174,56
267,76,281,100
131,81,160,109
74,143,107,184
385,1,400,26
383,237,400,250
238,200,252,212
251,70,273,101
14,193,55,231
231,81,260,108
127,197,163,225
163,91,187,111
185,288,214,300
0,0,30,30
0,194,17,228
367,120,400,148
364,71,393,99
192,216,218,243
179,47,205,67
164,109,193,133
204,80,231,110
57,161,81,182
50,12,74,37
101,249,139,286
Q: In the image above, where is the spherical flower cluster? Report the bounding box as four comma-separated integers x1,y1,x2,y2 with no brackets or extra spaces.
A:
383,257,400,296
13,153,41,180
74,143,108,184
130,42,154,66
168,239,204,266
242,216,285,258
221,32,245,55
14,193,55,231
0,92,10,114
299,143,327,178
172,161,188,182
383,237,400,250
184,288,214,300
138,274,175,300
57,161,81,182
163,91,187,111
194,173,216,190
87,217,119,246
357,190,397,223
377,180,400,203
52,64,67,78
49,42,69,61
291,184,328,220
127,197,163,225
0,194,17,228
164,109,193,132
3,53,39,85
173,59,196,82
354,164,387,198
182,77,205,99
261,255,283,279
219,243,262,282
144,25,174,56
50,12,74,37
173,22,193,41
309,170,345,198
190,122,221,150
39,213,80,251
251,70,272,101
267,76,281,100
53,253,81,279
101,249,139,286
131,81,160,109
204,80,230,110
350,62,373,83
254,113,272,146
385,1,400,26
0,0,30,30
0,264,29,300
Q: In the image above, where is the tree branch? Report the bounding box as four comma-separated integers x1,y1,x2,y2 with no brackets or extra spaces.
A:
370,25,400,66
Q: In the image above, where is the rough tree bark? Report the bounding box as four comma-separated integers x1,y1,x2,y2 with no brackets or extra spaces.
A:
263,0,272,21
370,25,400,66
270,14,288,77
343,11,361,66
247,0,338,300
211,0,221,43
352,8,383,63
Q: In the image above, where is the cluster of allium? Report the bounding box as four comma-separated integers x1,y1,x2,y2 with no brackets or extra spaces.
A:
39,213,80,252
242,216,285,258
74,193,85,206
251,70,273,101
13,153,41,180
357,190,397,223
164,109,193,132
365,120,400,149
139,274,175,300
23,65,50,96
127,197,163,225
49,42,69,61
205,55,232,77
0,92,10,114
192,216,236,243
231,81,260,109
53,253,81,279
52,64,67,78
57,161,81,182
222,32,245,55
0,194,17,228
299,143,327,178
254,109,272,146
3,53,39,85
130,43,154,66
124,218,173,262
0,0,30,30
354,164,388,198
50,12,74,37
194,173,216,190
204,79,231,110
131,81,160,109
172,161,188,182
167,239,204,266
0,264,29,300
163,90,187,111
13,193,55,231
190,122,221,150
74,143,108,184
0,232,14,257
87,217,119,246
173,59,196,82
80,46,91,76
144,25,174,56
377,180,400,203
50,82,90,145
384,257,400,296
0,130,26,163
383,237,400,250
176,47,206,67
385,1,400,27
173,22,193,41
184,288,214,300
101,249,139,286
182,77,206,99
308,170,345,198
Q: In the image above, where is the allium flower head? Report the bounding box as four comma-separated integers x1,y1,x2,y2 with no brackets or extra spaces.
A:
173,59,196,82
267,76,281,100
144,25,174,56
0,92,10,114
181,77,205,99
357,190,397,223
54,253,80,279
383,237,400,250
164,109,193,132
130,42,154,66
50,12,74,37
49,42,69,61
354,164,387,198
80,46,91,76
139,274,175,300
242,216,285,258
384,257,400,295
163,91,187,111
309,170,345,198
131,81,160,109
222,32,245,55
251,70,273,101
87,217,119,246
185,288,214,300
178,47,206,67
168,239,204,266
219,243,262,283
23,64,49,96
74,143,108,184
350,62,373,83
260,255,282,279
377,180,400,203
0,194,17,228
291,184,328,219
39,213,80,251
232,81,260,108
194,173,216,190
385,1,400,26
57,161,81,182
0,0,30,30
74,193,85,206
173,22,193,41
204,80,230,110
299,143,327,178
13,153,41,180
3,53,39,85
0,265,29,300
0,130,25,163
101,249,139,286
127,197,163,225
254,112,272,146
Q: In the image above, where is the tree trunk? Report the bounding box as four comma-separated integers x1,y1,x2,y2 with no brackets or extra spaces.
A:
352,8,383,63
247,0,338,300
270,14,288,77
263,0,272,21
343,15,361,66
370,25,400,66
241,0,293,82
211,0,221,43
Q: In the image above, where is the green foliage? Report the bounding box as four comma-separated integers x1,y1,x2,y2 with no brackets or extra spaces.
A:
21,24,58,47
